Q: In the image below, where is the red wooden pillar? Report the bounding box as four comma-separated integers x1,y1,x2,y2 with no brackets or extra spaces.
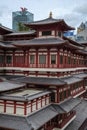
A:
47,48,50,68
57,88,59,103
24,102,27,115
63,50,64,68
41,97,42,107
24,50,26,67
14,101,16,114
36,49,38,68
27,49,29,67
31,101,33,112
4,51,6,67
13,50,15,67
67,51,68,68
57,49,60,68
4,100,6,113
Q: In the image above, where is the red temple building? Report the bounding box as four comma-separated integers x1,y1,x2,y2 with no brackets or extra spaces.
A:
0,12,87,130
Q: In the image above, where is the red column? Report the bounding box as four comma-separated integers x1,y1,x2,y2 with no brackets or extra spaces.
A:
47,49,50,68
4,100,6,113
57,88,59,103
57,50,60,68
27,49,29,67
36,49,38,68
24,50,26,67
4,51,6,67
41,97,42,107
13,50,15,67
24,102,27,115
31,101,33,112
14,101,16,114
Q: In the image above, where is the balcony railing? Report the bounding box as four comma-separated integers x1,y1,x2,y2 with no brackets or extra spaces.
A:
58,111,76,129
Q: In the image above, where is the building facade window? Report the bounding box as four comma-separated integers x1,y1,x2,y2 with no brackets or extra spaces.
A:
0,55,4,63
68,56,71,64
6,56,12,64
42,31,51,36
64,91,66,98
60,55,63,64
51,55,56,64
74,58,76,64
58,31,62,37
39,55,46,64
60,92,62,101
15,56,24,64
30,55,35,64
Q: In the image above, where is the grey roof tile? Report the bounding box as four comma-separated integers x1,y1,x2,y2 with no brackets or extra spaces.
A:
59,98,81,112
13,37,66,46
0,81,25,92
12,76,65,86
60,76,83,84
65,100,87,130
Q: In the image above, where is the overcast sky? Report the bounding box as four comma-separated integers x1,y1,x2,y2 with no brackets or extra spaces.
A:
0,0,87,31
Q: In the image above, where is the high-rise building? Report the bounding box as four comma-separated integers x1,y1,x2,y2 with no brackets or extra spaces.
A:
12,8,34,31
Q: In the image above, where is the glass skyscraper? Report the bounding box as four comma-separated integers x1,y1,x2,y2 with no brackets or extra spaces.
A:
12,8,34,31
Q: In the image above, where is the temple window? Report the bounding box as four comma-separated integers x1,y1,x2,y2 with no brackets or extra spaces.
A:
50,92,55,102
58,31,62,37
60,55,63,64
51,55,56,64
59,92,62,101
68,56,71,64
74,58,76,64
39,55,46,64
0,55,4,63
6,56,12,64
64,90,66,98
30,55,35,64
42,31,51,36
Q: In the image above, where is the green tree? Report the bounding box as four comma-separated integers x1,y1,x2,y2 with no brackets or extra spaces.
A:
18,22,29,31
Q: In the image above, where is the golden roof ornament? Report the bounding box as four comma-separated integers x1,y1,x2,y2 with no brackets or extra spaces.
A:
49,12,52,18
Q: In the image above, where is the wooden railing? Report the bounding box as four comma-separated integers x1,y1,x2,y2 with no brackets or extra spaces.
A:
58,111,76,128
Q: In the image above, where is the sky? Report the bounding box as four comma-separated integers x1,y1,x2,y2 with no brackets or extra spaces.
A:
0,0,87,31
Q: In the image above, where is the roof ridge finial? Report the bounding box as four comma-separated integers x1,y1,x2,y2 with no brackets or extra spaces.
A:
49,11,52,18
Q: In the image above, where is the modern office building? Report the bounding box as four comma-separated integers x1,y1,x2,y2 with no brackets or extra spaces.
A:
12,8,34,31
0,12,87,130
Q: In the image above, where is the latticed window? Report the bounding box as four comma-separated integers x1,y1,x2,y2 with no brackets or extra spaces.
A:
30,55,35,64
60,92,62,101
6,56,12,64
60,55,63,64
39,55,46,64
74,58,76,64
42,31,51,36
64,91,66,98
51,55,56,64
0,55,4,63
68,56,71,64
58,31,62,37
15,56,24,64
